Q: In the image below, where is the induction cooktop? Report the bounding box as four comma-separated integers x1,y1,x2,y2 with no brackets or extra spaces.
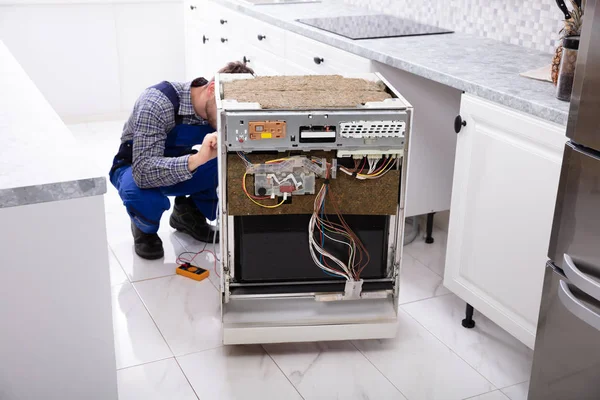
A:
297,14,454,40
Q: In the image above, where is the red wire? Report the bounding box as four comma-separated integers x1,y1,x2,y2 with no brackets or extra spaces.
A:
177,249,220,278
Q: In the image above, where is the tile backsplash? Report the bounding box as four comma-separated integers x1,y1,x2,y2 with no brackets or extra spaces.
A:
340,0,567,54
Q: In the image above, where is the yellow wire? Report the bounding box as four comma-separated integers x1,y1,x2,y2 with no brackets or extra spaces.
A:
265,158,289,164
243,172,286,209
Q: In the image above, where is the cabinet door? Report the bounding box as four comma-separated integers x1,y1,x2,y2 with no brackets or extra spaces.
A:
444,94,567,349
185,1,216,79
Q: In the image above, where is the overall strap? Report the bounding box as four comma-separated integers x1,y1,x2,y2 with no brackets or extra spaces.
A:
150,81,183,125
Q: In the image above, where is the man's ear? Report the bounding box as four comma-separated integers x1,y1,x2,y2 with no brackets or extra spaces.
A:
207,81,216,96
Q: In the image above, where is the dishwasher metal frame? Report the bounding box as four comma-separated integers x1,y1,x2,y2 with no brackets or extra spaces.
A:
215,72,412,344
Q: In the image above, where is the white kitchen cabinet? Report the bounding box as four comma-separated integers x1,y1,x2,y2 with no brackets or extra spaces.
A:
184,2,371,79
444,94,567,349
372,61,461,218
284,31,372,75
185,0,227,79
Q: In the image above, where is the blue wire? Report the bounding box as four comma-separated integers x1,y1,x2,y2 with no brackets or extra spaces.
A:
322,269,343,278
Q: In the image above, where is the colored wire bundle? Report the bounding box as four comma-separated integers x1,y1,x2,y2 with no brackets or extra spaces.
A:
308,168,370,280
339,157,397,180
239,153,373,280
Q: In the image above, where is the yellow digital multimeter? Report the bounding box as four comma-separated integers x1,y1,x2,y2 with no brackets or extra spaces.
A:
176,263,210,282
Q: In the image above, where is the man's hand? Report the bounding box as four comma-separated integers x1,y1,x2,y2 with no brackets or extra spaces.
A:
188,133,218,172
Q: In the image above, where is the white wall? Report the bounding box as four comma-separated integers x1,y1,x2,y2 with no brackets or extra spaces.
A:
0,0,186,121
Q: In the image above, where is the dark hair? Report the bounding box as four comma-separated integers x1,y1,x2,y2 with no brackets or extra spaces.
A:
218,61,255,75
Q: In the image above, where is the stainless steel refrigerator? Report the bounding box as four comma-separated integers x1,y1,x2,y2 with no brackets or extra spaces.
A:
528,0,600,398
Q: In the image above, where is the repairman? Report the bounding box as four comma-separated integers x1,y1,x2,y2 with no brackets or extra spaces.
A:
110,61,255,259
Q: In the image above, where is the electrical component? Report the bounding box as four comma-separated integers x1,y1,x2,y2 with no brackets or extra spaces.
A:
176,263,210,282
299,126,336,143
339,156,398,180
337,149,403,159
242,155,329,208
340,120,406,138
254,172,316,197
249,121,286,140
344,279,364,300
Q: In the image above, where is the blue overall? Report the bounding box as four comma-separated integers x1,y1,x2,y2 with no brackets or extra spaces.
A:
109,82,218,234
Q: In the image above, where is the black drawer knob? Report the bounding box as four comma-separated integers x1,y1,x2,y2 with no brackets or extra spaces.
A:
257,34,266,41
220,19,227,24
221,38,228,43
202,35,209,44
313,57,324,65
454,115,467,133
243,56,251,64
190,5,196,10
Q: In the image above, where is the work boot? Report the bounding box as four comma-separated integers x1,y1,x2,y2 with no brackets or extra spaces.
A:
131,221,164,260
170,196,219,243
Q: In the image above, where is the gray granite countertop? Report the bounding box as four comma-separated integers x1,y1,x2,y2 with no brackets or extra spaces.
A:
0,41,106,208
219,0,570,125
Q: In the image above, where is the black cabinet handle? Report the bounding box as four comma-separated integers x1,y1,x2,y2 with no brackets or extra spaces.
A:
257,34,266,41
454,115,467,133
190,5,196,10
202,35,209,44
221,38,228,43
313,57,324,65
220,19,227,24
243,56,250,64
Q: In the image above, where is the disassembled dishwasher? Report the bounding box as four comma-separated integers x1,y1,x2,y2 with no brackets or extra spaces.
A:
215,73,412,344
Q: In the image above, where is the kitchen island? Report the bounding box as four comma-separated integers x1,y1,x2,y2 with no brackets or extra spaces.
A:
0,40,117,400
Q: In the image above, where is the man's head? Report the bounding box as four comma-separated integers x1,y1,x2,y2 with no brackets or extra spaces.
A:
191,61,255,129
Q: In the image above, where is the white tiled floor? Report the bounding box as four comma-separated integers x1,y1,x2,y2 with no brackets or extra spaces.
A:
70,120,533,400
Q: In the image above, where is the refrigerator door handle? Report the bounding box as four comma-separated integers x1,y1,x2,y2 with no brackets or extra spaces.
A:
559,280,600,332
563,254,600,302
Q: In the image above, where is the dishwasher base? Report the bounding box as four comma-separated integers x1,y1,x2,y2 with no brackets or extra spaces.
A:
222,296,398,345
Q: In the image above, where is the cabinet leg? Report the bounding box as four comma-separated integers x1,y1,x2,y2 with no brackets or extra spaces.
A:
462,303,476,329
425,212,435,244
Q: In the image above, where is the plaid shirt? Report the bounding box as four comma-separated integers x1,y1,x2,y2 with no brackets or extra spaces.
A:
119,81,211,189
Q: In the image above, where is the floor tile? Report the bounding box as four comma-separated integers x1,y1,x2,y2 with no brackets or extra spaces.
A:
117,358,198,400
404,227,448,277
354,310,494,400
109,246,129,286
402,294,533,389
111,282,172,369
134,275,222,356
175,235,221,289
264,341,406,400
465,390,510,400
177,345,303,400
500,382,529,400
399,253,450,304
111,229,187,283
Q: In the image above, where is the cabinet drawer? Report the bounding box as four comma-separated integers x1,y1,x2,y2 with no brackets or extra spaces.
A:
246,45,287,76
285,31,371,75
246,20,286,57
